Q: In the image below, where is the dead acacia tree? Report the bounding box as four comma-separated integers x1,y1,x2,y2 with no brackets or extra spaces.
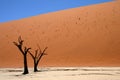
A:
13,36,31,74
28,45,48,72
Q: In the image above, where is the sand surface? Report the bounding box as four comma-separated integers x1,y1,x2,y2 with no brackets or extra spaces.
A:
0,0,120,67
0,67,120,80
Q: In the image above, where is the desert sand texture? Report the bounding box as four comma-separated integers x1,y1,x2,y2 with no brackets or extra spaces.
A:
0,67,120,80
0,0,120,67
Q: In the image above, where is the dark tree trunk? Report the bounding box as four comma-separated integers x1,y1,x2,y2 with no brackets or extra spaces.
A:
34,64,38,72
34,59,38,72
23,54,29,74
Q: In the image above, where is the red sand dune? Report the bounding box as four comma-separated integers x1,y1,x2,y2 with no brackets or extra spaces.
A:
0,0,120,67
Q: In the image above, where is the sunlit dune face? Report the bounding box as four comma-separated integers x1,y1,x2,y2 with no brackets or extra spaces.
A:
0,0,120,67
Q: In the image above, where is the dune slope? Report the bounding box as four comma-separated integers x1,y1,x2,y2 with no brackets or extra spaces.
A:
0,0,120,67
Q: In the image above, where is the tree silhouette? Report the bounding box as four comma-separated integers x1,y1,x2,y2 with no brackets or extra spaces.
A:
28,45,48,72
13,36,31,74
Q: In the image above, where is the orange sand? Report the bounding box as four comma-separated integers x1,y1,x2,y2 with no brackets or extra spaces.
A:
0,0,120,67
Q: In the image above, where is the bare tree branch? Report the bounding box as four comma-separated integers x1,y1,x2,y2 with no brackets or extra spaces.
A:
37,44,42,53
37,47,48,65
43,47,48,54
28,45,48,72
28,51,35,59
13,42,18,46
13,36,30,74
25,48,31,54
18,36,24,44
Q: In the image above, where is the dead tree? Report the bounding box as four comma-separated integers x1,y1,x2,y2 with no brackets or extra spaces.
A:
13,36,31,74
28,46,48,72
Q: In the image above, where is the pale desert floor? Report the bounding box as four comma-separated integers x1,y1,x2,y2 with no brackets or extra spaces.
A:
0,67,120,80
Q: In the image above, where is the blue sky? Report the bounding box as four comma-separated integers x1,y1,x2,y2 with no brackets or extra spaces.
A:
0,0,112,23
